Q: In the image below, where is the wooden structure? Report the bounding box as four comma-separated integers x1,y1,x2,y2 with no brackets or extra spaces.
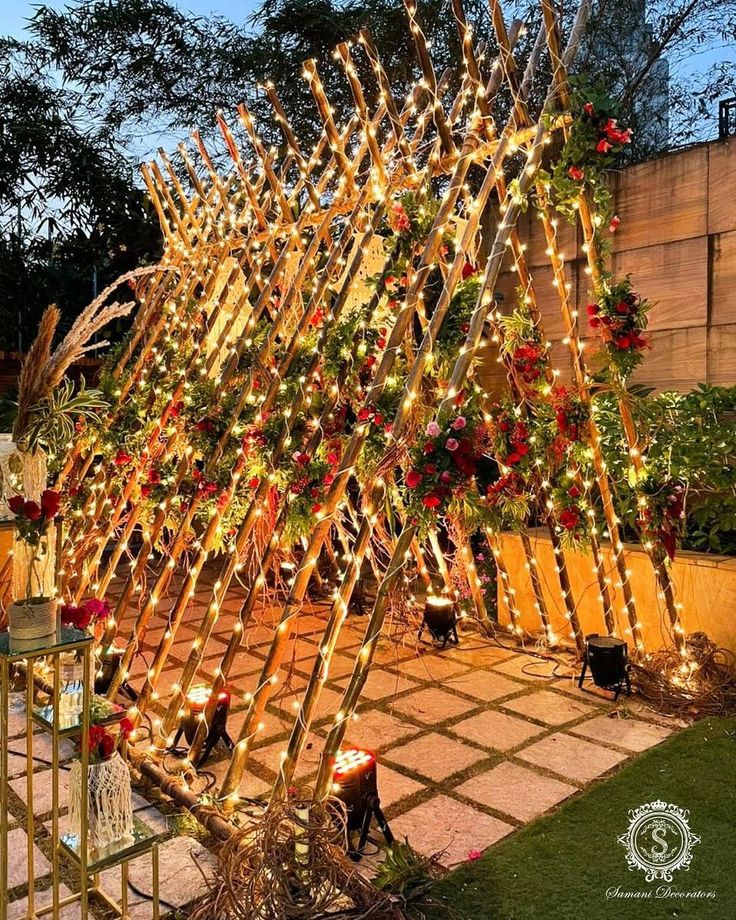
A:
34,0,697,821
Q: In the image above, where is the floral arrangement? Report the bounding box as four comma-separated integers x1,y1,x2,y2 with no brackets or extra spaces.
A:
552,480,590,548
637,476,686,561
86,717,134,764
60,597,110,631
488,405,533,470
8,489,61,600
587,277,650,378
402,410,488,525
538,79,632,236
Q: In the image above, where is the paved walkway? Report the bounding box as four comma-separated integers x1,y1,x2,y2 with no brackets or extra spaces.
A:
3,566,684,916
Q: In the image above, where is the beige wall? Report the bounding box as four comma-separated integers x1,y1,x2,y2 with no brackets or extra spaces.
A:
480,138,736,393
497,530,736,653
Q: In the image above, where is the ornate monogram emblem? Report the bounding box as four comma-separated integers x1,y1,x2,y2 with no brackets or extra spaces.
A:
618,801,700,882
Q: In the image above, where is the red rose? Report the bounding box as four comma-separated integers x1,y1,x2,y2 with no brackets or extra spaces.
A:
423,442,435,455
583,102,595,116
119,718,134,738
406,470,422,489
294,452,311,466
589,316,601,329
23,501,41,521
114,450,132,466
8,495,24,515
507,452,521,465
311,504,322,514
615,336,631,350
324,473,334,486
596,138,612,154
568,485,582,498
560,508,580,530
99,733,115,759
567,165,584,182
40,490,61,519
609,215,621,232
461,260,477,280
249,477,260,489
586,303,600,317
422,494,441,509
357,407,371,422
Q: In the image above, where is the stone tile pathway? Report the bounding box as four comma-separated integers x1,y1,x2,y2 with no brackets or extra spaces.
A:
3,565,685,916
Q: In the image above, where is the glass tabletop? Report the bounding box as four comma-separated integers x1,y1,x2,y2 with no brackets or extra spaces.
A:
60,815,167,872
0,627,92,661
33,697,126,735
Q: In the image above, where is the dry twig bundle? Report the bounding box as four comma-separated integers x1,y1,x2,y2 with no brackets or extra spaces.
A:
189,794,405,920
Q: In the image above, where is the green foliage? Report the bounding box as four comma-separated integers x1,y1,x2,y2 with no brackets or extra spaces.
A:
372,837,434,904
20,377,107,463
594,385,736,555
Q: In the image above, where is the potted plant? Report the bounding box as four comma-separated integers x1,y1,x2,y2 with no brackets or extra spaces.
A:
6,489,61,641
69,716,135,850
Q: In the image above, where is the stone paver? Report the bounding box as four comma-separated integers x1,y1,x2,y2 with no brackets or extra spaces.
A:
393,654,470,682
99,835,216,918
444,669,526,702
6,826,51,889
569,714,673,751
517,732,628,783
451,708,545,751
492,654,559,682
340,708,421,751
354,668,419,701
373,764,426,809
391,795,513,865
456,760,577,822
390,687,478,724
385,732,488,782
501,689,596,726
8,885,82,919
10,767,70,815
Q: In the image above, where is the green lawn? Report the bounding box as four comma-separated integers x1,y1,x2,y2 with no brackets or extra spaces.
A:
421,718,736,920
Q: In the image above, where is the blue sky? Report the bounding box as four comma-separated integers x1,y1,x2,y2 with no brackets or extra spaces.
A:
0,0,261,36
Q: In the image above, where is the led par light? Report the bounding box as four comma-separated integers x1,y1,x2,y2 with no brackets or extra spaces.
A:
95,641,137,700
172,684,234,766
332,747,394,859
578,634,631,700
419,594,459,649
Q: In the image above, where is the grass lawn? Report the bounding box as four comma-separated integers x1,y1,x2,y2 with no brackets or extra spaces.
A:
421,717,736,920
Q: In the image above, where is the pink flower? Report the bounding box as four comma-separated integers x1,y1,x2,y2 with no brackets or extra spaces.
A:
445,438,459,452
451,416,467,431
609,215,621,232
425,421,441,437
468,849,483,861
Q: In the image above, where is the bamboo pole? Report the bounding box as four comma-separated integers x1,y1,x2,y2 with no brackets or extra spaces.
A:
313,0,593,800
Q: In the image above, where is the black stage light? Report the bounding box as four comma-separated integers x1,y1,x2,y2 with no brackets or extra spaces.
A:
332,748,394,859
94,641,138,700
172,684,234,766
419,595,459,649
578,633,631,699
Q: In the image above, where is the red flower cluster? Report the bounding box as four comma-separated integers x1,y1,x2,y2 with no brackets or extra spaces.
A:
61,597,110,630
86,718,133,763
389,203,411,234
114,450,132,466
8,489,60,522
495,415,530,467
587,291,647,352
405,415,483,513
559,506,581,530
356,404,390,431
486,471,526,504
582,102,632,154
512,342,545,385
